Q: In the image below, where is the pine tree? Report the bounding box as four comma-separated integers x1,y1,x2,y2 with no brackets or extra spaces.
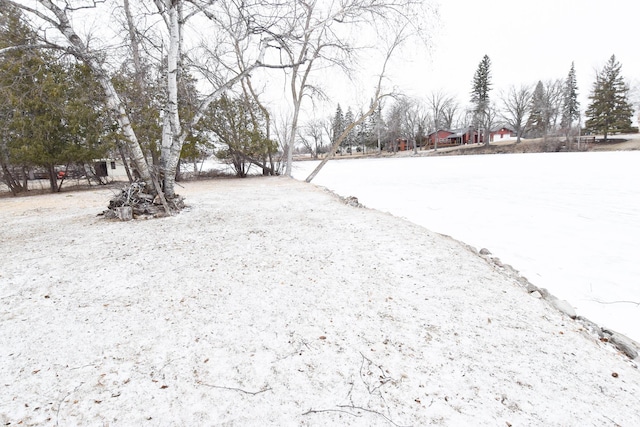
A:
585,55,634,142
560,62,580,132
528,81,548,138
344,108,355,153
1,7,113,193
331,104,345,147
470,55,492,145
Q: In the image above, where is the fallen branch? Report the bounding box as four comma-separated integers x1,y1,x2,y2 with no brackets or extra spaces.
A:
56,382,84,426
337,405,411,427
196,381,271,396
302,408,362,418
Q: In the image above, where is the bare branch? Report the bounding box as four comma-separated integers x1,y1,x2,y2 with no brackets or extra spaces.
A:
302,408,362,417
0,43,65,55
196,381,272,396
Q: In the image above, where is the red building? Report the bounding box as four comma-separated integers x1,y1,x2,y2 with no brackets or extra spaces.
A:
427,129,454,146
490,126,516,141
426,127,480,147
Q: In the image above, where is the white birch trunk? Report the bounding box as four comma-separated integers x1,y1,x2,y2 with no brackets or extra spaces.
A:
23,0,155,192
160,0,183,198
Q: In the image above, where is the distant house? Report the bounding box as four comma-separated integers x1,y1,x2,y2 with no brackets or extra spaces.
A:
397,138,409,151
445,127,480,145
425,127,483,148
490,125,517,142
427,129,454,146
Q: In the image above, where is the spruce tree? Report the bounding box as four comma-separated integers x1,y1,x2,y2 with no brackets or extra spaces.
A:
470,55,492,145
585,55,634,142
331,104,345,147
528,81,548,138
560,62,580,132
344,108,355,153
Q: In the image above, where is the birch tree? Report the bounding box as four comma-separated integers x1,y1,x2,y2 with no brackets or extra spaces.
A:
0,0,297,209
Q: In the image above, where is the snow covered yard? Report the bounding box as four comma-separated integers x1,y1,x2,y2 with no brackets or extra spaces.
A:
1,177,639,425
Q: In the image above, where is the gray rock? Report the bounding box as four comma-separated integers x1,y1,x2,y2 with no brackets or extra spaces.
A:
609,334,639,360
479,248,492,255
525,283,540,293
576,316,604,338
538,288,551,299
551,298,577,319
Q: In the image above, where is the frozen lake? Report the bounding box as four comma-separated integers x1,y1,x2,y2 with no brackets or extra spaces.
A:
292,151,640,343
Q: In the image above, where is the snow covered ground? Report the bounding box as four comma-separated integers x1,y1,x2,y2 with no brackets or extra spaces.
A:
1,177,640,425
292,151,640,344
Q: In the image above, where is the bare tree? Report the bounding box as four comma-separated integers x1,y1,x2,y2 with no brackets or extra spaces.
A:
426,90,456,130
401,99,429,153
273,0,434,176
545,78,564,133
298,119,326,159
500,84,532,143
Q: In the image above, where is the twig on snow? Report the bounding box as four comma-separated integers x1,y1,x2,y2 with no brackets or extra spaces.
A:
302,408,362,417
336,404,411,427
602,415,622,427
359,352,396,395
56,382,84,426
196,381,272,395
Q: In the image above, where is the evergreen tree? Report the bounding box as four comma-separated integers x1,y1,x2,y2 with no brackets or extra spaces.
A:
365,103,383,151
585,55,634,142
344,108,355,153
1,7,113,193
470,55,492,145
560,62,580,132
0,5,35,193
202,94,276,178
331,104,345,148
528,81,548,138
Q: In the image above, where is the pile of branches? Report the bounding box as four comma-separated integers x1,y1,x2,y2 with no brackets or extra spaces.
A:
101,181,184,220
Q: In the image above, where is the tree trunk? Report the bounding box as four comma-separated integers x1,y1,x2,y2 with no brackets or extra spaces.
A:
117,142,134,183
0,157,25,195
160,1,182,198
46,164,59,193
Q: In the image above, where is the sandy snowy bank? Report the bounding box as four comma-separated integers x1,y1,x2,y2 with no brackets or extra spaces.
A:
1,177,639,426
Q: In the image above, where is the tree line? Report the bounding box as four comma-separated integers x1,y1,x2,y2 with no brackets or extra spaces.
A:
305,54,636,158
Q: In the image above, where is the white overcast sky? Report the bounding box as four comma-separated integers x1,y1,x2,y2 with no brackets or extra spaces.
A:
69,0,640,123
390,0,640,115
